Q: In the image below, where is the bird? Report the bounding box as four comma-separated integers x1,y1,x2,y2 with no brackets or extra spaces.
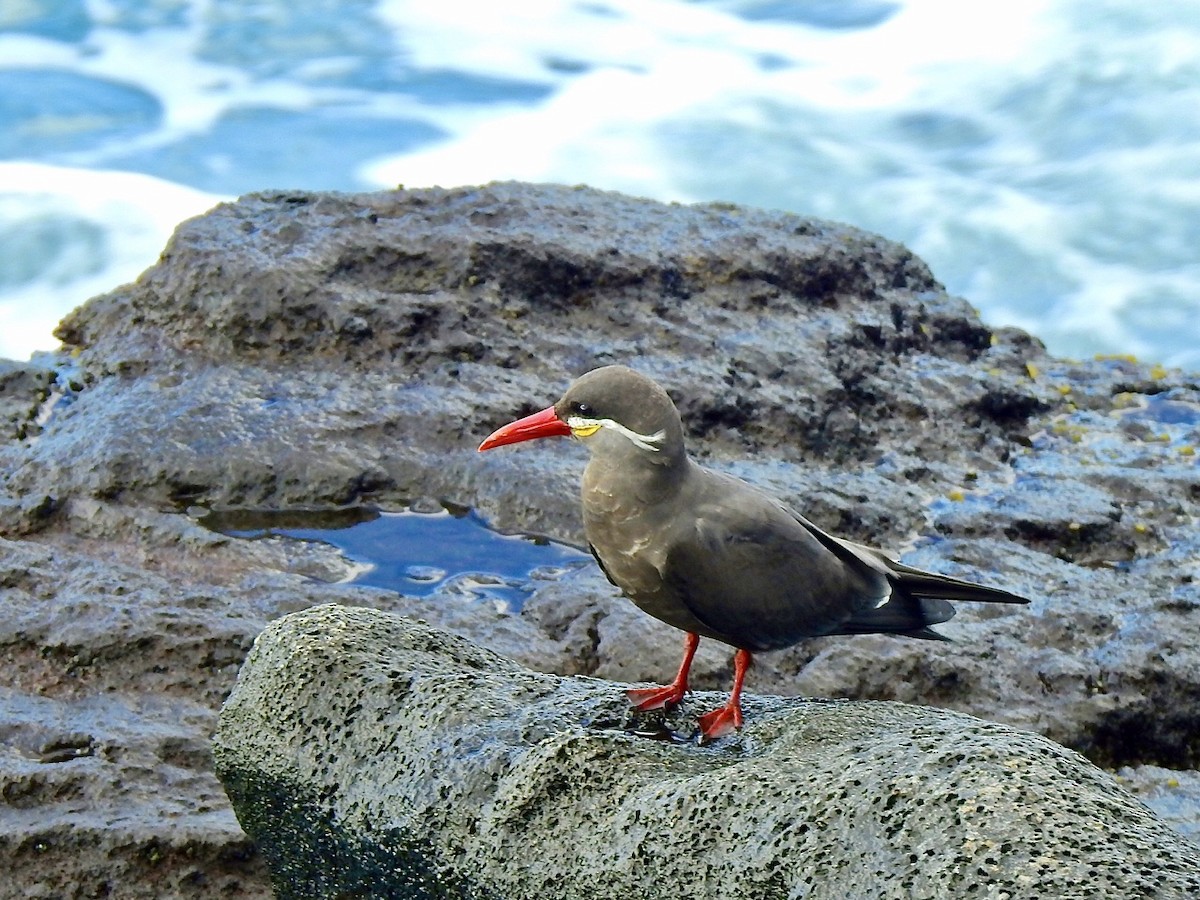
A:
478,365,1030,739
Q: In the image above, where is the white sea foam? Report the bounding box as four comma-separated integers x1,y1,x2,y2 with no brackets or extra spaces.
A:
0,163,222,360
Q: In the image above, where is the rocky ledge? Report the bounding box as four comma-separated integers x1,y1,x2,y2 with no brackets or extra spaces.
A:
0,182,1197,897
215,603,1200,899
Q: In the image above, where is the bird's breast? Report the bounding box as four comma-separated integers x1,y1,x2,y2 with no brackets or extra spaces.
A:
582,481,688,606
579,458,718,634
583,501,668,591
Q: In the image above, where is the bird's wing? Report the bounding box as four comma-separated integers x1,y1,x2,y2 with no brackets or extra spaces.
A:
660,476,890,651
588,542,619,587
783,510,1027,636
799,518,1030,606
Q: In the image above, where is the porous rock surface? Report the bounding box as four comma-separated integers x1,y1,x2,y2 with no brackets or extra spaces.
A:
215,603,1200,900
0,182,1196,896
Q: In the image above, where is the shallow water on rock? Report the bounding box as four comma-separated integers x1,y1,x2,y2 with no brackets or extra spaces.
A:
202,504,592,612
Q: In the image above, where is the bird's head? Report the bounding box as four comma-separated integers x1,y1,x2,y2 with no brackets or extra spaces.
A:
478,365,684,458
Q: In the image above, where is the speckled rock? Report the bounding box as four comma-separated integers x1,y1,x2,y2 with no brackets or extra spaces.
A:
0,358,54,441
215,604,1200,900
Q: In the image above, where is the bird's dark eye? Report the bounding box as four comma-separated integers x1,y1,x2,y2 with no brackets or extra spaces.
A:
572,401,594,416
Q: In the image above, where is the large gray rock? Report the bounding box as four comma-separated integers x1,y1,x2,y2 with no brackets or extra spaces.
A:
215,604,1200,900
0,182,1196,895
25,182,1053,526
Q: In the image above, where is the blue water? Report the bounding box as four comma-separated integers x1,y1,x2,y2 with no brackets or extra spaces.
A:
208,505,592,612
2,1,1198,369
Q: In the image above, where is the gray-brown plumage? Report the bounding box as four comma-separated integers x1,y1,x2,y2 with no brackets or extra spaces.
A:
479,365,1029,738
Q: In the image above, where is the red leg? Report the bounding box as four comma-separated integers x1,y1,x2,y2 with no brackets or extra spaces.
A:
697,648,753,740
627,632,700,711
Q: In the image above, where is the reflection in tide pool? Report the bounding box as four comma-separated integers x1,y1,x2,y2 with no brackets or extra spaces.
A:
204,505,592,613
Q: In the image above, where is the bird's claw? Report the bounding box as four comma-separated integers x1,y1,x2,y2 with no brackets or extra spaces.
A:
627,684,687,711
697,702,743,741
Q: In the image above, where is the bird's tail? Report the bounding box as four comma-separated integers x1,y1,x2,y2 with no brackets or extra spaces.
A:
832,563,1029,641
888,561,1030,606
832,593,956,640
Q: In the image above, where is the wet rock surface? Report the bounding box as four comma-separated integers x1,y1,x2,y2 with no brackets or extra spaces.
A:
215,604,1200,900
0,359,54,442
0,182,1197,896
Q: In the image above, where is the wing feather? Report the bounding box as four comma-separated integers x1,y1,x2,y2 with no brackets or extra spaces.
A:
660,472,888,651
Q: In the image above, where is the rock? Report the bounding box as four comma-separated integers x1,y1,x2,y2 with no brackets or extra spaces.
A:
0,535,270,897
1117,765,1200,845
0,358,54,441
32,183,1058,526
214,604,1200,900
0,182,1197,895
